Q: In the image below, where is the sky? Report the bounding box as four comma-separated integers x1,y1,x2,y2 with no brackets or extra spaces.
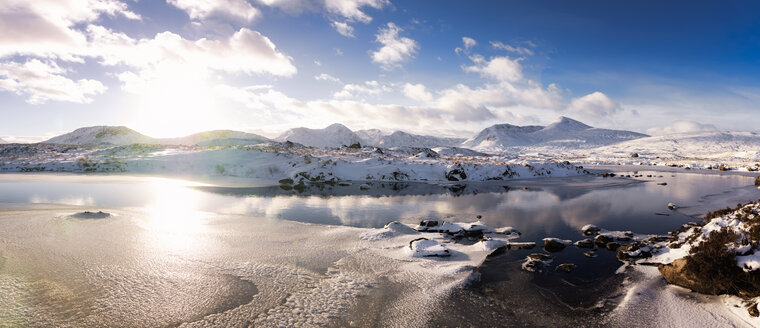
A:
1,0,759,141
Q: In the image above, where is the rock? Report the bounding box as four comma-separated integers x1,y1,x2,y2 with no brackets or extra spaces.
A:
522,253,553,272
581,224,601,236
337,182,351,186
408,238,450,257
659,258,712,293
602,172,616,178
278,178,294,185
668,202,677,210
543,238,571,252
359,183,371,190
584,251,597,258
594,234,614,246
347,142,361,149
606,242,621,250
749,303,759,317
503,242,535,250
657,182,668,186
616,242,654,261
755,176,760,186
556,263,576,273
630,152,639,158
415,220,440,231
445,166,467,181
574,239,595,249
72,211,110,219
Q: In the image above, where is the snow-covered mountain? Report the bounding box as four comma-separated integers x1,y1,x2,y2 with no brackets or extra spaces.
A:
276,123,363,148
44,126,154,146
587,131,760,161
374,131,465,148
355,129,386,146
0,138,7,144
44,126,271,146
463,116,648,152
160,130,269,146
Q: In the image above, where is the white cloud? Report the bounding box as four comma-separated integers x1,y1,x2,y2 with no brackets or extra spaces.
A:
403,83,432,103
168,0,260,22
324,0,389,23
0,0,139,60
333,80,391,98
462,55,523,82
331,20,355,38
566,91,622,117
646,120,718,136
315,73,341,83
370,22,419,70
490,41,534,56
0,59,106,104
455,36,477,54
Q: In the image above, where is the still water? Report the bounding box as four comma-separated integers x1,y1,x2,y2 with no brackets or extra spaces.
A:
0,170,758,326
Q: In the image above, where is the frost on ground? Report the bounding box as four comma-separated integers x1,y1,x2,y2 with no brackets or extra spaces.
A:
0,142,587,183
612,199,760,324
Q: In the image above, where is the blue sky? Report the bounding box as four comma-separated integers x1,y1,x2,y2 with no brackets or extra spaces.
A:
1,0,759,141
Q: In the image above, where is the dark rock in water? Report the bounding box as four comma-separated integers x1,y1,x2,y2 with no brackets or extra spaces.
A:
72,211,110,219
602,172,616,178
584,251,597,258
522,253,553,272
606,242,621,250
543,238,570,252
574,239,595,249
556,263,576,273
668,203,677,210
749,303,759,317
630,152,639,158
581,224,601,236
657,182,668,186
594,234,614,246
278,178,294,185
374,147,384,154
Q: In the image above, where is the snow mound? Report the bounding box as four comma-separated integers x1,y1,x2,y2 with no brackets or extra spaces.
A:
408,238,451,257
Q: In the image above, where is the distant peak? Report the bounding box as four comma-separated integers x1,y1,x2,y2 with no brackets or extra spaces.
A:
325,123,351,131
546,116,591,130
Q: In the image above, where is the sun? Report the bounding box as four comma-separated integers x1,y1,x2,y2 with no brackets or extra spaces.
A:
127,65,225,138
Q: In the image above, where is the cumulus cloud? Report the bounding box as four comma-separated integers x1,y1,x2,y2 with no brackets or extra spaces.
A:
167,0,260,22
370,22,419,70
315,73,341,83
0,0,139,60
490,41,534,56
462,55,523,82
331,20,355,37
646,120,718,136
324,0,389,23
333,80,391,98
0,59,106,104
403,83,433,103
566,91,622,117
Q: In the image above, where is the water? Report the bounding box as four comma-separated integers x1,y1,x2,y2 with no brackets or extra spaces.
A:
0,170,758,326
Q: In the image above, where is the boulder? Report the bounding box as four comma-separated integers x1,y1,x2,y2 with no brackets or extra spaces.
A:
522,253,553,272
584,251,597,258
581,224,601,236
408,238,450,257
445,166,467,181
749,303,759,317
556,263,576,273
574,239,595,249
543,238,571,252
594,234,614,246
606,242,621,250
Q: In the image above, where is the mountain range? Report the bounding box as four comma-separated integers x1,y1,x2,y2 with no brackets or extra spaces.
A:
37,117,655,153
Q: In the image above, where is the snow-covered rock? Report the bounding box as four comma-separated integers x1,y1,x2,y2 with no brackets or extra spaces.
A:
408,238,451,257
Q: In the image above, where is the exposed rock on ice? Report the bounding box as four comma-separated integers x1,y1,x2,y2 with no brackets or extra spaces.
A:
522,253,553,272
543,238,572,252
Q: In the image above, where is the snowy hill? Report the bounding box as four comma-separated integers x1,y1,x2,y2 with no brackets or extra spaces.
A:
0,138,7,144
463,116,647,152
355,129,386,146
375,131,465,148
276,123,363,148
585,131,760,161
43,126,154,146
161,130,269,146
